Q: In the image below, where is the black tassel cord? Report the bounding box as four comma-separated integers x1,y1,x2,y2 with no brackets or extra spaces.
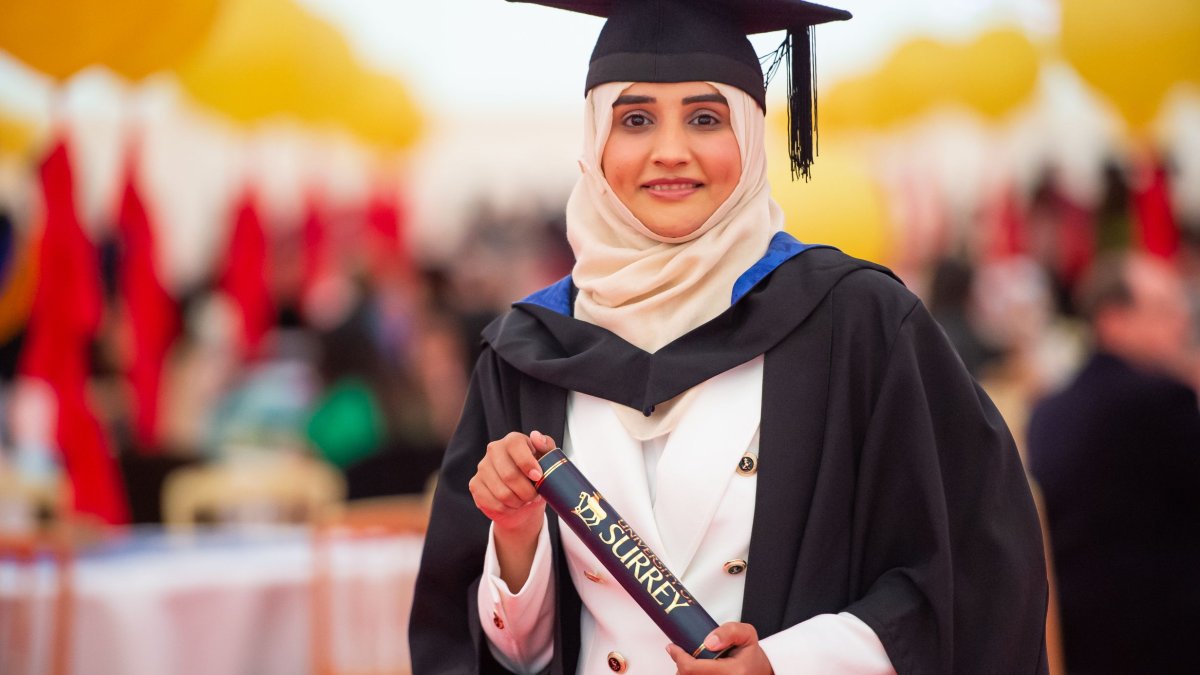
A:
761,27,818,181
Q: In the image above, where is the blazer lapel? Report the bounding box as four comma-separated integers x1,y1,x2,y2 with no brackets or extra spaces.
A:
564,391,670,563
653,356,764,578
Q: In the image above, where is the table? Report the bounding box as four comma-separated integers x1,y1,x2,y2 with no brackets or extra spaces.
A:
0,525,424,675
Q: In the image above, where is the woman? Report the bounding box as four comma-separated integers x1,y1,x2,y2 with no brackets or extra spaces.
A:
411,1,1049,673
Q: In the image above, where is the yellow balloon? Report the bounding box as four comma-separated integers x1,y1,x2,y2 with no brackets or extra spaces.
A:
768,130,891,265
0,0,219,80
177,0,349,123
342,69,424,151
1061,0,1200,130
102,2,223,79
876,38,946,124
823,28,1041,131
176,0,422,149
962,30,1041,119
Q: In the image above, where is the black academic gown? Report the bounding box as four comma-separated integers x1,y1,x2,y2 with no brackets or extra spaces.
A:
410,242,1049,674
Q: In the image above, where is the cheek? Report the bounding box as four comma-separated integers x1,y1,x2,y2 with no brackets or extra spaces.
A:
600,137,643,190
698,135,742,191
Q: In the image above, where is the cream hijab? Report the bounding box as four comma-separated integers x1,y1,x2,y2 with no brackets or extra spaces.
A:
568,81,785,439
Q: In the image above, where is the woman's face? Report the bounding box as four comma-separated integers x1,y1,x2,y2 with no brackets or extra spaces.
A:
601,82,742,239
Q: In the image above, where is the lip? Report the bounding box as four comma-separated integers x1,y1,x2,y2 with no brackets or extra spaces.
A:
641,177,703,200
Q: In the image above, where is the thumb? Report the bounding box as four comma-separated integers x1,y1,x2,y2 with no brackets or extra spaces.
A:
703,622,759,652
529,430,557,455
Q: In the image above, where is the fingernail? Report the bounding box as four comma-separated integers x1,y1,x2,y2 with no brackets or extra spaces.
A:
704,634,721,650
527,468,542,481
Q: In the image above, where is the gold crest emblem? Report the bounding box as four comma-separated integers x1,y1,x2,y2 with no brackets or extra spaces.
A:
572,491,607,528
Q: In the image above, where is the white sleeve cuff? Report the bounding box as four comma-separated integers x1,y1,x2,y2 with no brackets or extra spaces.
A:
758,612,896,675
476,515,555,674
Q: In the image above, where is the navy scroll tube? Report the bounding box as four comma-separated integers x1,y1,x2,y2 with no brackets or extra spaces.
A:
534,448,727,659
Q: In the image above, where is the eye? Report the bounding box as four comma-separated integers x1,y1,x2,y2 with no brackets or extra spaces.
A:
690,111,723,127
620,112,653,128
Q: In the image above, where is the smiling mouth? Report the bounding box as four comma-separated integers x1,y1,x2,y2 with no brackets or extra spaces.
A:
643,180,703,193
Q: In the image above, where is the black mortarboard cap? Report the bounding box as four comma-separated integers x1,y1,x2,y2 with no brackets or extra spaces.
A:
508,0,852,179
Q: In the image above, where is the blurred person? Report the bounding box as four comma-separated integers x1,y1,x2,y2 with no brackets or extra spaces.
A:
409,309,469,447
1024,171,1096,318
974,256,1087,461
1178,221,1200,353
205,316,318,457
158,290,241,457
412,1,1048,673
305,273,388,471
339,308,465,500
316,271,466,499
927,255,1001,378
1094,161,1138,260
1027,251,1200,674
440,204,573,370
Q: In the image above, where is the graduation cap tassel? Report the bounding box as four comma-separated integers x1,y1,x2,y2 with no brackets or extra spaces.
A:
788,26,817,181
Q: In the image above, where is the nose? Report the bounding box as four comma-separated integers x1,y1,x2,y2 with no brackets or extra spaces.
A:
650,119,691,169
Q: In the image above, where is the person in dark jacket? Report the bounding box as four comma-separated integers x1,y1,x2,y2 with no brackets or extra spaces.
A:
1029,251,1200,674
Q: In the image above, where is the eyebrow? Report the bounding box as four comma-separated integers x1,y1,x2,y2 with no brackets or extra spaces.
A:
612,93,729,107
682,93,728,106
613,94,654,107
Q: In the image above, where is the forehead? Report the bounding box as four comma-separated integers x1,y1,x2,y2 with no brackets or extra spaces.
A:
1129,257,1185,300
617,81,723,101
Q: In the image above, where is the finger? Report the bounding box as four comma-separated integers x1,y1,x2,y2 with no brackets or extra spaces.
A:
702,621,759,653
486,436,539,496
664,644,720,674
495,434,541,484
478,461,532,510
489,446,539,502
470,482,544,522
665,643,693,672
529,430,557,457
467,475,508,516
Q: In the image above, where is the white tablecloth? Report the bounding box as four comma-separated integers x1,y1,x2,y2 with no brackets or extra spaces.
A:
1,525,424,675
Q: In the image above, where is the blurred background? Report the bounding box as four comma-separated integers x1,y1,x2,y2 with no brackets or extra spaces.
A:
0,1,1197,674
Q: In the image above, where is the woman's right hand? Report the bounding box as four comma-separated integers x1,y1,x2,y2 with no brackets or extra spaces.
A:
469,430,556,590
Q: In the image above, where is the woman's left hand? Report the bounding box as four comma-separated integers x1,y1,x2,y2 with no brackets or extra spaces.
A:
666,622,774,675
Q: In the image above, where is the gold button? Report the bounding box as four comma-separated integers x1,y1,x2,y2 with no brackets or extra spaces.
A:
736,452,758,476
492,611,504,630
606,651,627,672
723,559,747,575
584,569,604,583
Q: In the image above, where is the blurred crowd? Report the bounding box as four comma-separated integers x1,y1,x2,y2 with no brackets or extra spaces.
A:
0,137,573,527
0,3,1195,673
0,85,1198,675
916,152,1200,671
925,157,1200,456
2,135,1197,527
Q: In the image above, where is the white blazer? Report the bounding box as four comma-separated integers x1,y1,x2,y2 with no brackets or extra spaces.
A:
479,357,894,674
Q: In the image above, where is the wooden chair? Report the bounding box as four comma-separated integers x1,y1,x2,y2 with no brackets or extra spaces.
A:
0,468,73,675
311,485,433,675
161,452,346,531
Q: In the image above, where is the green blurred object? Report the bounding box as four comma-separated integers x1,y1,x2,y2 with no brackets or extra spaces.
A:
306,378,385,469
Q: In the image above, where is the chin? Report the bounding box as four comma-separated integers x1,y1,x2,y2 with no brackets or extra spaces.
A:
645,221,702,239
637,209,708,239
